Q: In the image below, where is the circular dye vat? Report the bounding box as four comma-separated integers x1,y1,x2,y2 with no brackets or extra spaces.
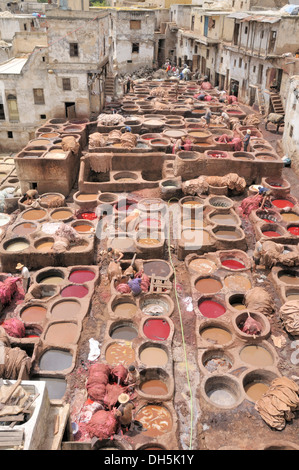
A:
35,240,54,252
138,218,161,230
140,380,168,396
12,222,37,236
135,405,172,437
143,318,170,341
221,259,246,270
195,277,222,294
214,229,240,240
110,237,134,251
262,230,281,237
198,300,226,318
76,193,98,201
5,239,29,252
113,302,138,317
137,237,160,246
272,199,294,209
141,297,170,316
140,346,168,366
201,326,232,345
281,212,299,223
240,345,273,366
68,269,95,283
77,212,97,221
40,275,64,285
61,285,88,298
223,275,251,291
0,214,10,227
203,352,233,374
105,342,135,366
40,194,64,206
73,223,94,233
45,322,78,344
182,200,203,207
39,349,73,371
288,226,299,236
143,261,170,278
286,291,299,301
51,209,73,220
278,272,299,285
230,301,245,311
181,229,210,246
210,213,237,225
21,305,47,323
244,382,269,401
110,324,138,341
189,258,217,274
22,209,46,220
207,385,238,407
51,300,81,320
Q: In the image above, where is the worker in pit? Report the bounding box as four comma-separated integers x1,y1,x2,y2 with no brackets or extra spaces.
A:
243,129,251,152
107,247,124,263
16,263,30,294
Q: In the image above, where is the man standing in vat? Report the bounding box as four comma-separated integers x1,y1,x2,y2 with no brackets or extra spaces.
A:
243,129,251,152
16,263,30,294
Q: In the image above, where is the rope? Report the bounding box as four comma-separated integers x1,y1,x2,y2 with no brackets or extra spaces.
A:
167,197,194,450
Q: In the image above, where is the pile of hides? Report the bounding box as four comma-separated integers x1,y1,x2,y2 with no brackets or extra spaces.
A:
88,153,112,173
86,363,128,404
201,81,213,90
120,132,138,149
97,113,125,126
244,287,274,316
239,193,264,217
182,173,245,196
1,318,25,338
206,173,246,194
115,271,150,295
0,188,16,212
53,223,82,252
241,314,262,336
150,87,169,98
279,300,299,335
243,114,261,127
0,276,21,307
61,136,80,155
255,241,299,269
87,409,118,440
255,377,299,430
153,101,169,110
0,327,31,380
89,132,107,148
89,130,137,150
44,195,64,208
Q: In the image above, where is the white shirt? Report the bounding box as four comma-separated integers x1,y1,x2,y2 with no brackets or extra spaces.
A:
21,267,30,279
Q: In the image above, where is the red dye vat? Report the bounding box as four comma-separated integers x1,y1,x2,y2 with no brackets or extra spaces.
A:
143,319,170,341
61,285,88,298
69,269,95,283
263,230,281,237
272,199,294,209
209,152,226,158
288,226,299,236
221,259,246,270
198,300,226,318
78,212,97,220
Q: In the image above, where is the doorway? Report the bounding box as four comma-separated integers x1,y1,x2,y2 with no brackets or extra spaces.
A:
65,102,76,119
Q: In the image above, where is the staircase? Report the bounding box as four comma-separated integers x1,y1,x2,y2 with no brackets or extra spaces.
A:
104,73,116,99
270,92,284,115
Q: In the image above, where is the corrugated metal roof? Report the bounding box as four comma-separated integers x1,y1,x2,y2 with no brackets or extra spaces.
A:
226,12,250,19
0,57,28,74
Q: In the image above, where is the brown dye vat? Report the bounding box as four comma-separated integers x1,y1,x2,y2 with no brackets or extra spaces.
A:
45,322,78,344
188,258,217,274
182,201,203,207
40,194,63,205
224,275,251,291
110,324,137,341
281,212,299,223
181,229,210,245
135,405,172,437
286,291,299,301
143,261,171,278
214,229,240,240
51,209,73,220
36,240,54,252
181,218,203,229
201,327,232,345
140,346,168,366
51,300,81,320
30,139,50,146
22,209,46,220
138,238,160,246
140,380,168,395
113,302,138,316
12,222,37,236
279,273,299,285
76,194,98,201
210,213,237,225
244,382,269,401
40,133,60,139
231,302,246,310
195,278,222,294
105,343,135,366
240,345,273,366
73,223,94,233
5,240,29,252
21,305,47,323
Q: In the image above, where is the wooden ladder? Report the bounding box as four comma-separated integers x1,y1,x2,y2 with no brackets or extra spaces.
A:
270,92,284,115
